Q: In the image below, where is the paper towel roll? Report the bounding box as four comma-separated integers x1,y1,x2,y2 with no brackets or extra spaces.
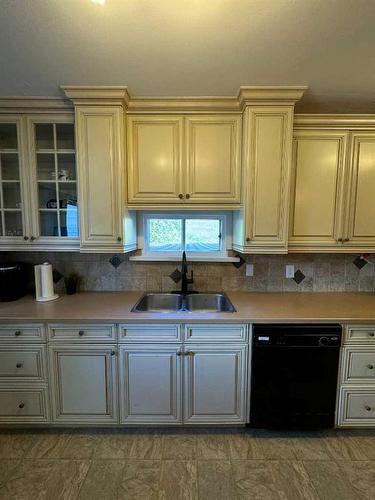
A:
34,262,59,302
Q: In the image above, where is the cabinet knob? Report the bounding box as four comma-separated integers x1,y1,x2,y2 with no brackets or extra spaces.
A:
365,405,372,412
344,238,349,242
117,236,122,242
368,364,374,370
16,363,23,368
30,236,35,241
23,236,29,241
18,402,25,409
177,351,183,356
110,350,116,356
78,330,85,336
14,330,21,337
178,194,184,199
246,237,251,243
369,333,375,337
337,238,343,243
184,351,194,356
185,194,190,199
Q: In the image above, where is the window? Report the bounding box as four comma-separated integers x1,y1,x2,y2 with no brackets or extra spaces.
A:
137,212,233,261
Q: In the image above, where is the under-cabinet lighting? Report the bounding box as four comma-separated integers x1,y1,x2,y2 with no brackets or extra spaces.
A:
91,0,106,5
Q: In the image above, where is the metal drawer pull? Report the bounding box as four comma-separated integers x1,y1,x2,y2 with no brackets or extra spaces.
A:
367,364,374,370
14,330,21,337
18,402,25,409
16,363,23,368
365,405,372,412
78,330,85,336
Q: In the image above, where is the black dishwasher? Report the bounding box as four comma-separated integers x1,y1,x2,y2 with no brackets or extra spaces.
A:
250,324,342,429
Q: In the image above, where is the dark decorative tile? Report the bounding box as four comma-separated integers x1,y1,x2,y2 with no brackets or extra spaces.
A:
109,255,123,269
353,255,367,270
169,269,182,283
232,255,245,269
52,269,63,283
293,269,306,284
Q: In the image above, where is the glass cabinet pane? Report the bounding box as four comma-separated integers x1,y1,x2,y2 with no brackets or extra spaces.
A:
3,183,21,209
56,124,75,150
4,212,23,237
59,182,77,208
35,124,54,150
37,153,56,180
1,154,20,180
0,124,17,150
40,211,58,236
60,206,78,237
57,154,76,180
39,182,57,209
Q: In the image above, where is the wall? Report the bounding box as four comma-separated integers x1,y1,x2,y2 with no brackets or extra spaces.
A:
2,252,375,294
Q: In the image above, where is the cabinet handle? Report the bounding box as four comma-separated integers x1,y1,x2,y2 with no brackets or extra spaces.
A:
117,236,122,242
368,364,374,370
14,330,21,337
110,350,116,356
30,236,35,241
178,194,184,199
18,402,25,409
365,405,372,412
23,236,29,241
185,194,190,199
78,330,85,336
16,363,23,368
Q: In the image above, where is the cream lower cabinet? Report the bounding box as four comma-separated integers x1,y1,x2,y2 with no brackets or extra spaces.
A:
183,344,247,424
49,344,118,424
119,345,182,424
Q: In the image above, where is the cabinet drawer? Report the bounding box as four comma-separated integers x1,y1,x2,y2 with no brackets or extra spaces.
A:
0,324,45,343
48,324,117,342
0,388,49,423
342,347,375,383
338,387,375,426
345,326,375,344
119,324,182,343
0,346,47,383
184,324,248,343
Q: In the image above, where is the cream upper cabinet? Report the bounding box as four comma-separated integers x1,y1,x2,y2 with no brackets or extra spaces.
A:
345,132,375,247
289,130,348,251
126,114,241,206
233,106,295,253
127,116,183,203
185,115,241,203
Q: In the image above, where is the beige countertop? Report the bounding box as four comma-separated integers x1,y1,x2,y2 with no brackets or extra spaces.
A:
0,291,375,323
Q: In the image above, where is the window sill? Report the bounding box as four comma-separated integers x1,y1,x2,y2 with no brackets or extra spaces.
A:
129,255,240,263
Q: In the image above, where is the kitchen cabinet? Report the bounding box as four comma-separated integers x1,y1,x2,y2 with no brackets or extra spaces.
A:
233,106,295,253
49,344,118,424
119,345,182,424
126,114,241,206
183,344,247,424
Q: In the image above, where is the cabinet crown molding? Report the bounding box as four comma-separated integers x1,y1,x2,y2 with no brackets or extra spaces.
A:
238,86,308,107
62,86,131,107
294,114,375,128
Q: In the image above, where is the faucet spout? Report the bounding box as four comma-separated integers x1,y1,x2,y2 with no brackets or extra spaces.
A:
181,251,193,294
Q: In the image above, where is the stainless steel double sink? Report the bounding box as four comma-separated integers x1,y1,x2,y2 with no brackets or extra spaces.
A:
131,292,236,313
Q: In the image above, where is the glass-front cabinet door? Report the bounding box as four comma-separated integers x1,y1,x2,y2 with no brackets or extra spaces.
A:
28,115,79,249
0,117,29,247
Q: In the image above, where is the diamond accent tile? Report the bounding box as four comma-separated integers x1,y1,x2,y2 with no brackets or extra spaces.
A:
109,255,123,269
353,255,367,270
52,269,63,283
169,268,182,283
232,255,246,269
293,269,306,284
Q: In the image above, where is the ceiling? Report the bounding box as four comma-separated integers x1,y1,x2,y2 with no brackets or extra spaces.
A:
1,0,374,112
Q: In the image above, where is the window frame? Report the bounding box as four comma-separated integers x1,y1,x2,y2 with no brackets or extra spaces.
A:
137,211,233,260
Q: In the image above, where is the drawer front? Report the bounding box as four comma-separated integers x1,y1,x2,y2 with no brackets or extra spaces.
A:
0,346,47,383
346,326,375,344
184,324,248,343
338,387,375,426
342,347,375,383
48,324,117,342
0,324,45,343
119,324,182,343
0,388,49,423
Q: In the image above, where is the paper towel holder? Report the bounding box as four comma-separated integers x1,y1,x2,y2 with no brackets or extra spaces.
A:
34,262,59,302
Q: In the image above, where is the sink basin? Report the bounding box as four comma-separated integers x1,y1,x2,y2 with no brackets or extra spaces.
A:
131,292,236,313
185,293,236,313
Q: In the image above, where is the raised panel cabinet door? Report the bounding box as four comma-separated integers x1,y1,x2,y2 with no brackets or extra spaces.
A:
49,345,118,424
243,107,294,252
345,133,375,247
289,130,348,250
185,115,241,203
119,345,182,424
183,344,247,424
127,116,183,203
75,106,124,250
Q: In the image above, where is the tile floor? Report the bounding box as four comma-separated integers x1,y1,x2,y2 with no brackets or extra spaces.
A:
1,427,375,499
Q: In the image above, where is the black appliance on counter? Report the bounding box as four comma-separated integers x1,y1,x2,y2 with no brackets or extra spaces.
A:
0,263,28,301
250,324,342,429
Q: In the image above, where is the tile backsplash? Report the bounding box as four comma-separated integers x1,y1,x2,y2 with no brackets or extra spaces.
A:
2,252,375,294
